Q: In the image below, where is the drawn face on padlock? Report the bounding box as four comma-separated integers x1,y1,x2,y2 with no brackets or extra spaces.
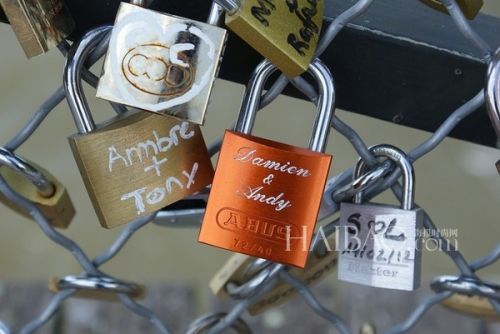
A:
210,233,338,315
65,27,214,229
96,2,227,124
0,148,75,229
199,58,335,268
338,144,423,291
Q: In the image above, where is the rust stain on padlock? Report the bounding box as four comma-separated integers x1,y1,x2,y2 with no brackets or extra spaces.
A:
122,44,195,97
199,131,331,268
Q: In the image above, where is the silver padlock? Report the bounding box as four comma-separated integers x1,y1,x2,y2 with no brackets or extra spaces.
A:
96,1,227,124
338,144,423,291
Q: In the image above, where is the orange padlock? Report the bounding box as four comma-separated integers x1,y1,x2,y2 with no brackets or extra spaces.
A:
199,59,335,268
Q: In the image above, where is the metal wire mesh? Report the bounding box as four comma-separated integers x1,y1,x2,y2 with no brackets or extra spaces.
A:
0,0,499,333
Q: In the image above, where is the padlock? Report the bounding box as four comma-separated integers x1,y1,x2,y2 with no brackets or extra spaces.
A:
441,294,500,321
210,233,337,315
432,275,500,320
66,27,214,229
96,1,227,125
216,0,323,78
49,275,145,301
0,0,74,58
0,148,75,229
199,58,335,268
419,0,483,20
338,144,423,291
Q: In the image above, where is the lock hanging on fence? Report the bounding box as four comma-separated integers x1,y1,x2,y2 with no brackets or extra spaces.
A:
0,148,75,228
210,232,337,315
216,0,323,78
199,58,334,268
419,0,483,20
338,144,423,291
0,0,74,58
96,1,227,125
66,27,214,229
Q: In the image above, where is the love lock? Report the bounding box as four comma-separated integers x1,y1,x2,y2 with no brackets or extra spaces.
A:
0,148,75,228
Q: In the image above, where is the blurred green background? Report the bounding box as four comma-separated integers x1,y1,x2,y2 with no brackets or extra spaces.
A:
0,0,498,316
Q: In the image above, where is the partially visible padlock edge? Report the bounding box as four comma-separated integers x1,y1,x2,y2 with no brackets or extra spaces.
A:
0,162,75,229
224,0,324,77
441,293,500,321
209,233,338,315
0,0,75,58
419,0,483,20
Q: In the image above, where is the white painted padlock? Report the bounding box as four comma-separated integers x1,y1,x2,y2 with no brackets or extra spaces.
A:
338,144,423,291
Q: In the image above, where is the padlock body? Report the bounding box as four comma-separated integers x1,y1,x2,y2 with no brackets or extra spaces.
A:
338,202,423,291
419,0,483,19
225,0,323,78
0,162,75,229
96,2,227,124
0,0,74,57
69,110,214,229
199,130,331,268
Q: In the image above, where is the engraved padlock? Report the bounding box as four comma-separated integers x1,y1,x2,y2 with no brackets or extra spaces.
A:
66,27,214,229
419,0,483,20
199,58,334,268
216,0,323,78
338,144,423,291
0,148,75,228
96,1,227,125
210,233,337,315
0,0,74,58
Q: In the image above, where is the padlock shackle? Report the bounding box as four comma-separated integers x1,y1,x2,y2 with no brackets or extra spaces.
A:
236,58,335,153
485,47,500,139
214,0,240,15
354,144,415,211
64,26,112,134
0,148,54,197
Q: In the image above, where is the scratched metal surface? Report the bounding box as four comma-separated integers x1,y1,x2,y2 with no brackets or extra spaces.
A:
0,1,498,333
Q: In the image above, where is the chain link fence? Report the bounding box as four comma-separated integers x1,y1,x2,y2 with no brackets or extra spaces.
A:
0,0,499,333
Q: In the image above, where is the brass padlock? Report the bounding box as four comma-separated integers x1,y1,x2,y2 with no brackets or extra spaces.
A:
66,27,214,229
0,0,74,58
216,0,323,77
210,233,337,315
441,294,500,321
0,148,75,229
96,2,227,124
419,0,483,20
49,275,145,301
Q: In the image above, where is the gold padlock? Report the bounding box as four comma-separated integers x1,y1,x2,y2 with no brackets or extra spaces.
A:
210,233,337,315
67,27,214,229
217,0,324,77
49,275,145,301
419,0,483,20
441,294,500,321
0,148,75,229
0,0,74,58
